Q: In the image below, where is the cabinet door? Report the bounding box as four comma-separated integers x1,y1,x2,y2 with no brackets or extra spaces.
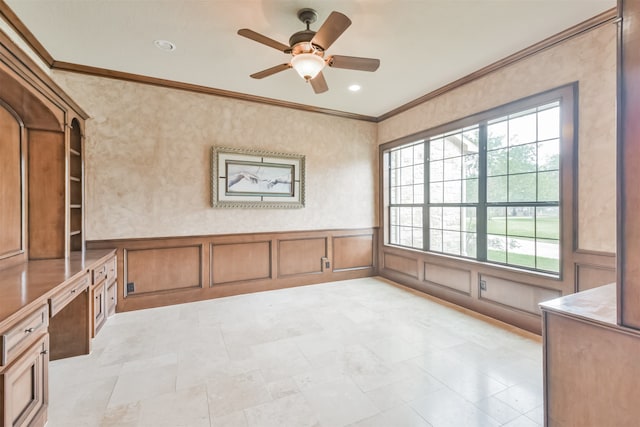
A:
1,334,48,427
92,284,106,337
106,281,117,317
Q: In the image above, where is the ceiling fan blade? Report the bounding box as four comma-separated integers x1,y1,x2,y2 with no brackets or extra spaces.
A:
250,64,291,79
328,55,380,72
238,29,290,52
310,72,328,94
311,11,351,50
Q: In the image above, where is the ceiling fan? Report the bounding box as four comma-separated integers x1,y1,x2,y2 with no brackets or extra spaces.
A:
238,8,380,94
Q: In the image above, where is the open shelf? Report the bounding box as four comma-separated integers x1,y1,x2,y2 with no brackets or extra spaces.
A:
70,232,83,252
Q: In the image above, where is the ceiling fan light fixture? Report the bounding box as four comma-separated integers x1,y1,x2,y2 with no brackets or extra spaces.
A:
291,53,325,81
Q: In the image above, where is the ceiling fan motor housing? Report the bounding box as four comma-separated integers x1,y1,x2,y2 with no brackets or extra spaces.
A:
238,8,379,93
290,8,325,55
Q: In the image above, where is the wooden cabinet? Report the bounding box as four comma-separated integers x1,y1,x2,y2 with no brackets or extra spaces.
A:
0,317,49,427
0,335,49,427
541,285,640,425
91,254,117,337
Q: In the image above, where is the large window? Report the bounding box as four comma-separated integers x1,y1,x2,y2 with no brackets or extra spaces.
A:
385,88,571,275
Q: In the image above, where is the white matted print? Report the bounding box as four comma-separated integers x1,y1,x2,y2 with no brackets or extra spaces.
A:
211,146,305,208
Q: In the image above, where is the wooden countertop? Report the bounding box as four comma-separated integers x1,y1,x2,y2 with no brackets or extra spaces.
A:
0,249,116,329
539,283,617,327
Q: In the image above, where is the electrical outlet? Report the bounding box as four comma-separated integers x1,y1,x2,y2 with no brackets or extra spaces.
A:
126,282,135,293
325,260,330,269
480,280,487,291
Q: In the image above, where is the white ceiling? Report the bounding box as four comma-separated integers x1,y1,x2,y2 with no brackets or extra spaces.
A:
5,0,615,118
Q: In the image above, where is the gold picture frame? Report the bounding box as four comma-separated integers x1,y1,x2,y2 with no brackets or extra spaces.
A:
211,146,305,208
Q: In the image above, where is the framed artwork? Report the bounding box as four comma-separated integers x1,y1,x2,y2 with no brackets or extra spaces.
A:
211,146,305,208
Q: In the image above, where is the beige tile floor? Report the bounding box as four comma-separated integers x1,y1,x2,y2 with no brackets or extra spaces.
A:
48,277,543,427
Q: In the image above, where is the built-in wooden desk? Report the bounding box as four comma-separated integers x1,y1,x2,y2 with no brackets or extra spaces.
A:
0,249,116,427
540,284,640,426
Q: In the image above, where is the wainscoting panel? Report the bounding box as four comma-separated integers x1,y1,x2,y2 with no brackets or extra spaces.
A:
211,241,271,285
383,252,419,279
424,262,471,295
125,245,202,296
480,275,561,315
278,238,326,277
575,263,616,292
87,228,377,313
378,241,615,334
333,234,374,271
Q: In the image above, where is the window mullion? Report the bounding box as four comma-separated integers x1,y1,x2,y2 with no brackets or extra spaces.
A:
423,140,430,251
477,123,488,261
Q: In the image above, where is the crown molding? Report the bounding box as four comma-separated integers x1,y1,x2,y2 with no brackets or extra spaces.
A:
377,7,618,122
50,61,378,122
0,2,618,123
0,0,54,66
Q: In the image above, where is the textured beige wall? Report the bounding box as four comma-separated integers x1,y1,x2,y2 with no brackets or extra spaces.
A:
51,72,378,240
378,24,617,254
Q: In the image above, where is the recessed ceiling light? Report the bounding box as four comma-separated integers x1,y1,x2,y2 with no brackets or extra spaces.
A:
154,39,176,51
348,84,361,92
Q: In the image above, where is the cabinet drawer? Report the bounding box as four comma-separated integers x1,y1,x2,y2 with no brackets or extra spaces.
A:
106,255,117,284
0,304,48,367
48,272,90,317
92,261,108,285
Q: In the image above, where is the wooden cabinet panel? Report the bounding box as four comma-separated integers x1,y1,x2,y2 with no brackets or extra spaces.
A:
89,253,118,337
106,281,117,317
576,263,616,292
424,263,471,294
619,0,640,328
92,283,106,337
0,334,48,427
480,275,560,315
106,255,117,284
544,311,640,426
278,238,325,277
212,241,270,284
0,105,22,259
27,130,65,260
126,246,202,294
383,252,419,279
333,235,373,271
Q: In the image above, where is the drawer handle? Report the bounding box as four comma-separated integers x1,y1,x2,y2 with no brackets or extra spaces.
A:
25,327,35,333
41,350,48,355
71,289,77,294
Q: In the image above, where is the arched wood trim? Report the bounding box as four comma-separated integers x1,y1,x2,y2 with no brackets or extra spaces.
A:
0,66,62,131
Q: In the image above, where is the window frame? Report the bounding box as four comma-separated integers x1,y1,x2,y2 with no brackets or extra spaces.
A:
381,84,577,279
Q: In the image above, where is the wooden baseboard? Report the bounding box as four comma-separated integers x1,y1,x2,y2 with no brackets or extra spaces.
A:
87,228,377,312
